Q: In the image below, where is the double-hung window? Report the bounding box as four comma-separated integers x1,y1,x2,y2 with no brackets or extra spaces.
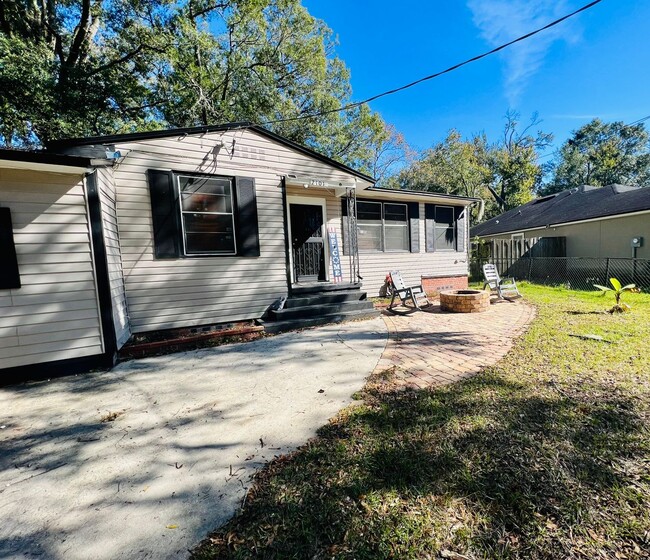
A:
147,169,260,259
178,175,236,255
357,200,409,252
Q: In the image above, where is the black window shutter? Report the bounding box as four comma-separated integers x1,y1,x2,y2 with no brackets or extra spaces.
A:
147,169,181,259
456,207,466,252
235,176,260,257
0,207,20,289
407,201,419,253
341,197,350,255
424,204,435,252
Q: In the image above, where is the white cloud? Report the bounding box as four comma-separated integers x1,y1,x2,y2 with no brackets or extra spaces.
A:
467,0,581,105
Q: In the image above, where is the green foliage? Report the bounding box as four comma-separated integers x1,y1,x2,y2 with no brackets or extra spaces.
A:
541,119,650,195
593,277,640,313
0,0,395,175
388,112,552,220
487,111,553,213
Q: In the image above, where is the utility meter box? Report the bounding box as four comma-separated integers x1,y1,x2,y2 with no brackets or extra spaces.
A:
631,236,644,248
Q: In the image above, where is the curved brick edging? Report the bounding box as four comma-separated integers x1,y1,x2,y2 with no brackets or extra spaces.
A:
373,300,536,389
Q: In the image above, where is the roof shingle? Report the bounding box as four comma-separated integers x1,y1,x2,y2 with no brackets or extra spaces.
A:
471,185,650,237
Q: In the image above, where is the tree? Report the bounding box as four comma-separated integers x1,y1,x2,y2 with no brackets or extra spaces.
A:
386,130,491,220
542,118,650,194
386,112,552,220
488,111,552,213
0,0,169,146
0,0,394,176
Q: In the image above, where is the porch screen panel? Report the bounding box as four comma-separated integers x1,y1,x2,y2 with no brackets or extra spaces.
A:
383,203,409,251
434,206,456,251
357,201,382,251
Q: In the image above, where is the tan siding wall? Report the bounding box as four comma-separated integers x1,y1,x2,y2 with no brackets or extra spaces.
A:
286,187,469,296
484,213,649,259
96,166,130,347
112,129,363,332
0,169,104,371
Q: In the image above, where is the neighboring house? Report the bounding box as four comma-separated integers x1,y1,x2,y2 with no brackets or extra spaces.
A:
471,185,650,260
0,123,477,383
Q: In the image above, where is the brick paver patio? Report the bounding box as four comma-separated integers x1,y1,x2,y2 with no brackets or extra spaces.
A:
373,299,536,389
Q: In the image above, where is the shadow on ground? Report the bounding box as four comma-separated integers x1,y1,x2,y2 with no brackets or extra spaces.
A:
0,319,386,560
192,369,650,560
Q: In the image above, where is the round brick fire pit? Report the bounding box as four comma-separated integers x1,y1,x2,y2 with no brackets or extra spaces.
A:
439,289,490,313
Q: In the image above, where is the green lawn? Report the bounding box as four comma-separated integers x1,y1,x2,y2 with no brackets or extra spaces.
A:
192,284,650,560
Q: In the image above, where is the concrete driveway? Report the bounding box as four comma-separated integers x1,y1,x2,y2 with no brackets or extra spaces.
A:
0,318,386,559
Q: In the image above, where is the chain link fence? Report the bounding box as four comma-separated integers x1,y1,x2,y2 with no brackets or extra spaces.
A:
470,256,650,291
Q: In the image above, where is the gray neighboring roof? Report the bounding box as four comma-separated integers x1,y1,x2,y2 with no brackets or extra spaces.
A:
45,122,376,184
471,185,650,237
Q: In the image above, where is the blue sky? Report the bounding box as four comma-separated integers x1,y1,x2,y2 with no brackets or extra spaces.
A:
302,1,650,157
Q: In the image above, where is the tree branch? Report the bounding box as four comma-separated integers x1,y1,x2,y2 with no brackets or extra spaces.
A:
67,0,92,67
86,43,166,77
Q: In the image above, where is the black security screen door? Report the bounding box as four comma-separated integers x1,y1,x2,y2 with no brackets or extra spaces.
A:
290,203,325,282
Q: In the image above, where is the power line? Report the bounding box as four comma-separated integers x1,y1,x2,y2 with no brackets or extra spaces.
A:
262,0,604,125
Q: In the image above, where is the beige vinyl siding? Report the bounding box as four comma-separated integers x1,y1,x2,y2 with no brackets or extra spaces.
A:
483,213,649,259
0,169,104,371
111,129,364,332
285,188,469,296
96,166,130,348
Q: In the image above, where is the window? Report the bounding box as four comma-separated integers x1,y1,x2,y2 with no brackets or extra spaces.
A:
434,206,456,251
357,201,409,252
425,204,462,252
147,170,260,259
178,175,236,255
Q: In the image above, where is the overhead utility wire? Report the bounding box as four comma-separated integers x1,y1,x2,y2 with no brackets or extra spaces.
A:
262,0,604,125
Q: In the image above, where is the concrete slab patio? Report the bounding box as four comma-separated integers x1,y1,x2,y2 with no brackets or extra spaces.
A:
0,318,387,560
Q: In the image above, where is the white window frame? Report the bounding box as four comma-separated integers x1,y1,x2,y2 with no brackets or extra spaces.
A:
177,173,237,256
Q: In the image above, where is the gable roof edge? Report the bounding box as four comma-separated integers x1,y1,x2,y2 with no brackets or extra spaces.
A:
45,123,375,184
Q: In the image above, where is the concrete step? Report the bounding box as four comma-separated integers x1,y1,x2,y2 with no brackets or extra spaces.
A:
259,308,380,334
283,291,368,309
290,282,362,296
269,300,374,321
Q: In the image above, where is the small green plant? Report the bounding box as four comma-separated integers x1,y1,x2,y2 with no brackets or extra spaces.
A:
593,277,640,313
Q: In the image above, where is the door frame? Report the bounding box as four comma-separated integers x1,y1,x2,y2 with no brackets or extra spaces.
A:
286,195,329,284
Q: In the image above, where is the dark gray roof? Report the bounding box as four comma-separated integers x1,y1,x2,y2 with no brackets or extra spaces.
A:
471,185,650,237
46,122,375,184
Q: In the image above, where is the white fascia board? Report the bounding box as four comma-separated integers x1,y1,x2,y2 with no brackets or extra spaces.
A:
0,159,89,175
360,189,476,205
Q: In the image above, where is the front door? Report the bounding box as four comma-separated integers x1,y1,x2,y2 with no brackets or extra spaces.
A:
290,203,326,282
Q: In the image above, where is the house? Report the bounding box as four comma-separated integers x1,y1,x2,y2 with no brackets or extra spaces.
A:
0,124,477,384
471,185,650,260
